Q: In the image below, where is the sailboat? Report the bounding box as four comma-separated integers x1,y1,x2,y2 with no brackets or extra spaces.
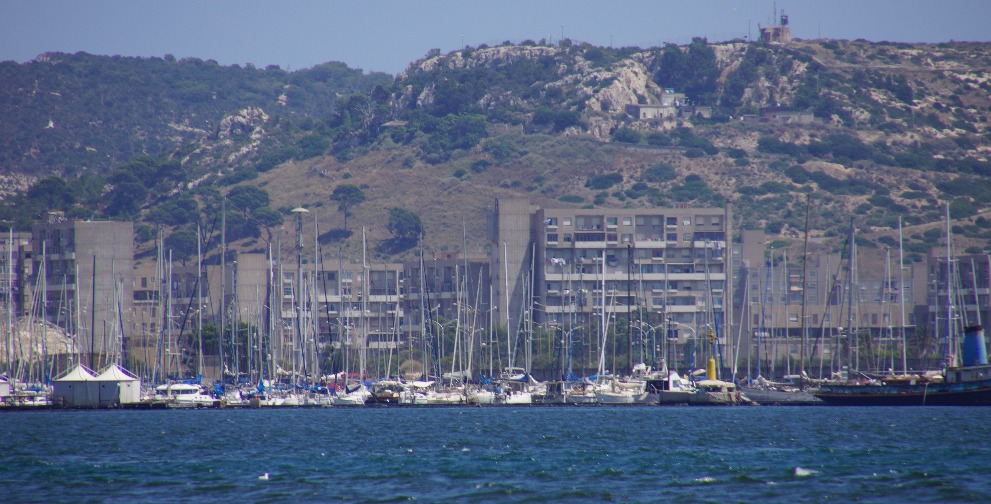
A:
816,206,991,405
332,227,369,406
742,192,820,405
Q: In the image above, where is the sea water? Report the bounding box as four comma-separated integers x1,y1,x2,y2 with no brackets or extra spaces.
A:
2,406,990,502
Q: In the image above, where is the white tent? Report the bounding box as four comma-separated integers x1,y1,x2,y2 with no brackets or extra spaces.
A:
94,364,141,405
53,364,100,407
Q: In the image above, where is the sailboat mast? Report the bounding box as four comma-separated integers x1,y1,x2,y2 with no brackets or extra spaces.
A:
503,242,511,372
197,225,203,378
944,204,954,370
5,230,12,374
90,253,97,372
220,199,227,382
313,214,320,382
598,249,607,375
799,191,811,388
845,219,855,375
292,207,309,386
361,227,368,381
898,217,907,375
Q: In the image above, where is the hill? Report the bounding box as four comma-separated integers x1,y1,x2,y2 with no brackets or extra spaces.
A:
1,39,989,263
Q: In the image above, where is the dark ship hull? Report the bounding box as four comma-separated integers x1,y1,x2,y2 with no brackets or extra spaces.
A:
814,371,991,406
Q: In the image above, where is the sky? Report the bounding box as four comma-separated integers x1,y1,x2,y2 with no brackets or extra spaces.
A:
2,1,990,75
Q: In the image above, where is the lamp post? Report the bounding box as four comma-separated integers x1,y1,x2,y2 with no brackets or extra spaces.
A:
667,318,696,374
635,320,659,370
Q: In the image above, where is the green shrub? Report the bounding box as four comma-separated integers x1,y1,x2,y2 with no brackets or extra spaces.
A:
643,163,677,183
645,132,671,146
612,128,642,144
725,148,747,159
585,172,623,190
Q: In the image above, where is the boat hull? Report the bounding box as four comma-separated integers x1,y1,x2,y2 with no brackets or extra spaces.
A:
815,378,991,406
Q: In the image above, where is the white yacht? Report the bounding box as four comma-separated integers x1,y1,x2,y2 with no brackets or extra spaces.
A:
156,383,217,407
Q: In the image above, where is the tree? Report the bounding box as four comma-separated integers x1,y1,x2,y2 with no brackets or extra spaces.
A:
27,176,74,210
655,38,719,103
331,184,365,231
164,227,198,264
104,172,148,218
226,185,270,213
383,207,423,253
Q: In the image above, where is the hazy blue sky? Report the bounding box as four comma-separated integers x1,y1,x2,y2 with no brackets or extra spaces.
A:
3,1,989,75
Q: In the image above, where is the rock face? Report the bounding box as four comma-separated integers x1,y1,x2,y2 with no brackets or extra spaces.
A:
182,107,270,175
398,45,670,139
0,173,36,200
580,59,665,138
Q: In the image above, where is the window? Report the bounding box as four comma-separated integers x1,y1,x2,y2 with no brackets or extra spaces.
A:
562,218,572,226
546,233,558,243
606,217,618,227
789,314,799,323
141,277,147,288
636,216,645,226
621,233,632,243
607,233,618,242
683,218,691,226
667,233,678,241
622,217,632,226
546,217,558,227
696,216,706,226
711,216,721,226
563,234,572,243
682,233,692,242
666,217,677,226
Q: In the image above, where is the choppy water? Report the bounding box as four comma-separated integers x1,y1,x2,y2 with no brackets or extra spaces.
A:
2,406,990,502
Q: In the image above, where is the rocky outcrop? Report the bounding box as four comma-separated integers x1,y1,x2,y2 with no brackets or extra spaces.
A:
399,46,670,139
182,107,269,171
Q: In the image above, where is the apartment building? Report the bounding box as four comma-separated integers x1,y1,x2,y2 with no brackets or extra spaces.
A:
735,229,928,375
493,197,733,374
31,211,133,367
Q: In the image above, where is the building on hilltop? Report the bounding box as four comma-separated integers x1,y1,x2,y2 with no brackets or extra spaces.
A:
759,11,791,44
625,89,686,121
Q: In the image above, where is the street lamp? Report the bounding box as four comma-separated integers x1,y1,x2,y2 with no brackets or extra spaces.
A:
667,318,696,374
634,320,658,369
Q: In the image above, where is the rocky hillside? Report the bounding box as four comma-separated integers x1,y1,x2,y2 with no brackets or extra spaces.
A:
0,52,391,196
1,39,989,262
